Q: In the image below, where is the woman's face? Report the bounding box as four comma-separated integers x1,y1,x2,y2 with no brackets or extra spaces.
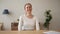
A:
24,5,32,14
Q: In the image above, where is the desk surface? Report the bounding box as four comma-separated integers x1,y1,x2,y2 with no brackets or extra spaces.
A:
0,30,60,34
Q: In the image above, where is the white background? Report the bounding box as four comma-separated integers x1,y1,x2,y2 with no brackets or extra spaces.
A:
0,0,60,30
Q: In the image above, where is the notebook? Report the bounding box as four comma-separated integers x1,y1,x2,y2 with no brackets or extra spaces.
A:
43,31,60,34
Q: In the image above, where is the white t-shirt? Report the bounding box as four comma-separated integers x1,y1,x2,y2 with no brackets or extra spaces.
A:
18,15,40,31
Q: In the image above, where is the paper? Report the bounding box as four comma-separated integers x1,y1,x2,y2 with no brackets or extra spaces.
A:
43,31,60,34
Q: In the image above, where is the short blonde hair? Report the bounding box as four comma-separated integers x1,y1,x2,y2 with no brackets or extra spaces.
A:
24,3,32,8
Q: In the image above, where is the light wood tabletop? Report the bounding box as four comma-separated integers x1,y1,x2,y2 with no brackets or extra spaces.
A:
0,30,60,34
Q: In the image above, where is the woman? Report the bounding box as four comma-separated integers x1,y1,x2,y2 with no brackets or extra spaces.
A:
18,3,40,31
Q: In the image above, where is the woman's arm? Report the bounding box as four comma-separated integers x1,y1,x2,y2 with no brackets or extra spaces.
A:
35,17,40,31
18,16,23,31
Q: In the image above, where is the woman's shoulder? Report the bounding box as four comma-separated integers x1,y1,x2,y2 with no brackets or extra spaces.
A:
33,15,38,20
33,15,40,22
33,15,38,18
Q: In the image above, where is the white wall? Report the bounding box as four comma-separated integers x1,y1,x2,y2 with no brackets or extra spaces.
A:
0,0,60,30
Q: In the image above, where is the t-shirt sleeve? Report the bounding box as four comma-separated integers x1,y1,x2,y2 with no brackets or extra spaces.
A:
35,17,40,31
18,16,23,31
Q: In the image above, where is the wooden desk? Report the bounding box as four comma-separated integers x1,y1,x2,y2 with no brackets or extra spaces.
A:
0,30,46,34
0,30,60,34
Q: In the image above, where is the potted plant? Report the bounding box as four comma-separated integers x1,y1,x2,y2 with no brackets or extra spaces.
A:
43,10,52,30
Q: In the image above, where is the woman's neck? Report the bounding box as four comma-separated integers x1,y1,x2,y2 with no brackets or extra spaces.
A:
25,13,33,18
